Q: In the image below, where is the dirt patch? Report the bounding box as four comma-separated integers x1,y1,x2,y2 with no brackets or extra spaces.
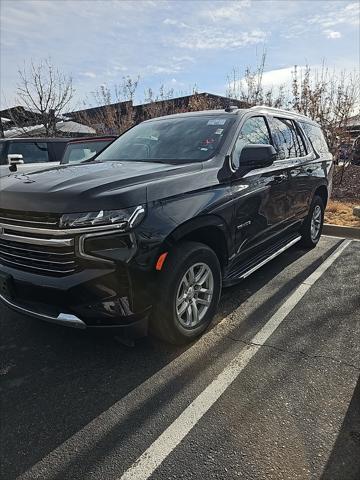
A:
325,199,360,227
332,164,360,201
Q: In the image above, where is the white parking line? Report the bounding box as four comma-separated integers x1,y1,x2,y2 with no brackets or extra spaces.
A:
120,239,351,480
18,238,349,480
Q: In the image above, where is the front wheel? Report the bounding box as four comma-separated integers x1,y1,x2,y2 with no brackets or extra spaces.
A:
151,241,222,344
299,195,325,248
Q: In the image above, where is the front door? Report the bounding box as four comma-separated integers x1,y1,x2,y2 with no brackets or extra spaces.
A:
230,115,291,257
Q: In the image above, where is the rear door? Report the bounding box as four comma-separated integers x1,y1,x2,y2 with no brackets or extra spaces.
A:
230,114,291,256
268,116,311,222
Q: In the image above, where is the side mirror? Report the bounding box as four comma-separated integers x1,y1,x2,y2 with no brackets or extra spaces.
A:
239,144,276,169
7,154,24,172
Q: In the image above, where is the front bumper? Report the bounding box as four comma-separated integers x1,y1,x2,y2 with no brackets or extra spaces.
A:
0,213,158,337
0,259,153,337
0,292,86,328
0,290,149,337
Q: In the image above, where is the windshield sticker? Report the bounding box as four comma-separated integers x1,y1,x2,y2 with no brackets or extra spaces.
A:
207,118,227,126
201,138,215,146
214,128,224,135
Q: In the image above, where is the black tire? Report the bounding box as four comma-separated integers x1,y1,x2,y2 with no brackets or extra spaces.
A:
299,195,325,248
150,241,222,345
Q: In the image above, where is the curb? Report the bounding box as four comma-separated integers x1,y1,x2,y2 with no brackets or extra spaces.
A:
323,223,360,240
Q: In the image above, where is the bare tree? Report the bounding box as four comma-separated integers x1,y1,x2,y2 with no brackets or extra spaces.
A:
290,64,359,156
226,52,285,107
16,58,74,136
78,76,140,134
227,55,359,163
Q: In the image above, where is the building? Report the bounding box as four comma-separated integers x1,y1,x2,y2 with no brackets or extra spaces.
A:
1,92,247,137
63,93,248,134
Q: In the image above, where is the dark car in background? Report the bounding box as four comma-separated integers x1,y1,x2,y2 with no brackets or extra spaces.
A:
0,106,333,344
0,138,70,178
60,136,117,164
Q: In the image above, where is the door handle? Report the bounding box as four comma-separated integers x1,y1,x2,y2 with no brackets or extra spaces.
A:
274,174,287,183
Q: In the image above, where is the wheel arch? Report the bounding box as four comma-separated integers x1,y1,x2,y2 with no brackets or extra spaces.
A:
162,216,230,271
313,185,329,208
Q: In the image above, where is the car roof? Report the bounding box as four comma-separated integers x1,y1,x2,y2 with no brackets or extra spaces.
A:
0,137,71,142
144,109,246,122
143,106,320,127
66,136,117,144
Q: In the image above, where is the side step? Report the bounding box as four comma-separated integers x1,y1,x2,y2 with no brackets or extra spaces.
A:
224,234,301,285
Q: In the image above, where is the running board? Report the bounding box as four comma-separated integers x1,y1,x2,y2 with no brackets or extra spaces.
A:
225,234,301,285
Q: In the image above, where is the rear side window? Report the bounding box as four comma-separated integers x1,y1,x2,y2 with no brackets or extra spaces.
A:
8,142,49,164
300,122,329,154
233,116,271,162
271,118,306,159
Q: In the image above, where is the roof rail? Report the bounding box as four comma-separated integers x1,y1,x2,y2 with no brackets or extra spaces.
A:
250,105,310,120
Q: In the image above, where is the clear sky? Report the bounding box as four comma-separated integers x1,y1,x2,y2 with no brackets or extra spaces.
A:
1,0,359,110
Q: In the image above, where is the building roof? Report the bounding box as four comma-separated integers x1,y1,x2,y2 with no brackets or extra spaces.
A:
346,114,360,127
3,121,96,138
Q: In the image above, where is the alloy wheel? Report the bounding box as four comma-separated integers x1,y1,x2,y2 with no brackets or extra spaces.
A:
310,205,322,241
175,262,214,328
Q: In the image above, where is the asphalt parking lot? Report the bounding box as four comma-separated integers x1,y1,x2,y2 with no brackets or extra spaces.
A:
1,236,359,480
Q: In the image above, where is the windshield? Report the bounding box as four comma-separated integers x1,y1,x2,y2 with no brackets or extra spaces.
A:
97,116,234,163
61,140,113,164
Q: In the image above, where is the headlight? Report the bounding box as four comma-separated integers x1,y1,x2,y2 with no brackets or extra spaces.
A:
59,206,145,229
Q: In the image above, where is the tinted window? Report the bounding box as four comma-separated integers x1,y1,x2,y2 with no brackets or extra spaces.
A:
233,116,271,163
49,141,68,162
97,116,234,163
0,142,7,164
8,142,49,164
61,140,113,164
300,122,329,154
271,118,306,159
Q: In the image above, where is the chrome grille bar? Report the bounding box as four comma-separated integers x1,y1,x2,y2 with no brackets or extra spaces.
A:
0,256,76,274
0,241,74,256
0,211,77,276
0,250,75,265
0,221,127,236
0,216,58,226
0,232,73,247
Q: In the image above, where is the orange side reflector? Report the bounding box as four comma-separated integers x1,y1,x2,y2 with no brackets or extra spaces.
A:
155,252,168,271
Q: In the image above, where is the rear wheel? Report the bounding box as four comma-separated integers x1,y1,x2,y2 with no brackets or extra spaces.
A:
151,241,222,344
299,195,325,248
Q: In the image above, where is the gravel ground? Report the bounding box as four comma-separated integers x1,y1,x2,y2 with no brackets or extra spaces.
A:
332,164,360,201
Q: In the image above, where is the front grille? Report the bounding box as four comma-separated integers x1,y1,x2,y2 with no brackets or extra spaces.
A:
0,209,60,229
0,238,76,276
0,210,77,276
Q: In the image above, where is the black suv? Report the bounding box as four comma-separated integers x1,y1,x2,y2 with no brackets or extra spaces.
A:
0,107,332,344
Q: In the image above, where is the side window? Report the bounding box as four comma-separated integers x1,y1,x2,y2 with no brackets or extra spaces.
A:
271,118,306,159
8,142,49,164
300,122,329,154
233,116,271,165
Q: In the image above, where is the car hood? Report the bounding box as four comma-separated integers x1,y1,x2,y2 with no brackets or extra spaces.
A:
0,160,202,213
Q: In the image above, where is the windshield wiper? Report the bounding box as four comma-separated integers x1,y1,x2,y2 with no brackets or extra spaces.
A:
105,159,173,164
81,157,103,164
